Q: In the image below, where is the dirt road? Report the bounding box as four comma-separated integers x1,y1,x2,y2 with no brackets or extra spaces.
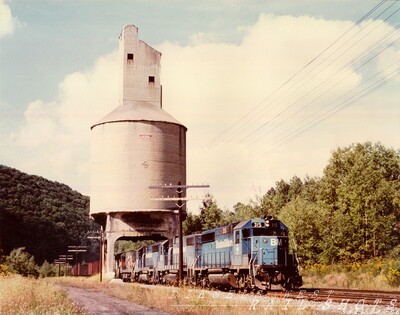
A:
62,286,170,315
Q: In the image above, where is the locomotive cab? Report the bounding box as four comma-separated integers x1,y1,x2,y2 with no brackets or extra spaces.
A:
232,218,302,290
232,218,289,266
250,218,289,267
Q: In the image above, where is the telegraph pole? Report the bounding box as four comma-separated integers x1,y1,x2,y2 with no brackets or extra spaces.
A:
177,182,184,285
87,226,104,282
54,259,62,277
55,255,73,276
68,246,87,276
149,182,209,285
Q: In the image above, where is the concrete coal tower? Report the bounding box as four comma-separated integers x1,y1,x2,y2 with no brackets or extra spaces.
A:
90,25,186,273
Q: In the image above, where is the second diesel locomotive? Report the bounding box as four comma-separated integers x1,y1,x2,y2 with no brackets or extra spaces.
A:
115,217,302,291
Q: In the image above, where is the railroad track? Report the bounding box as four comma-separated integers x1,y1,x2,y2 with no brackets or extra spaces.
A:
270,287,400,308
139,283,400,313
140,282,400,307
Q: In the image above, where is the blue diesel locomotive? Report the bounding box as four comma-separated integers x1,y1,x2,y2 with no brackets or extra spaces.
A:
115,217,302,291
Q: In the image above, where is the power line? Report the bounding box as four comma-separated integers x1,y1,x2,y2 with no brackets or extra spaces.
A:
230,4,400,146
268,66,399,151
187,1,399,208
207,63,399,188
199,58,399,190
198,28,399,182
208,0,392,146
244,31,400,147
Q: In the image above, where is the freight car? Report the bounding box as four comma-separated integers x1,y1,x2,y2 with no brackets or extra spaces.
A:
115,217,302,291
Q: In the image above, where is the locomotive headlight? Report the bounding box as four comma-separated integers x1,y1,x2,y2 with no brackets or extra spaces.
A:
265,219,270,227
263,239,268,244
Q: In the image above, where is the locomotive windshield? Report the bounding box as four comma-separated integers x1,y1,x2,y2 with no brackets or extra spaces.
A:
252,228,287,236
251,220,288,236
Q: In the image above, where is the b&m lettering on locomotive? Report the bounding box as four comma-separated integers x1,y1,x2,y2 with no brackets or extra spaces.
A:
270,238,285,246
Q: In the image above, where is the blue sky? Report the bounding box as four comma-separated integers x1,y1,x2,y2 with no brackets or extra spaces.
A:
4,0,396,110
1,0,399,210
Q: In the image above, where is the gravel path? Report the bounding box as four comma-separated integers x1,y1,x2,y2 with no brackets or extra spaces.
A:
62,286,170,315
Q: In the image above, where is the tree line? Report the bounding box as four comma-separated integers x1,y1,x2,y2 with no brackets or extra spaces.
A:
1,141,398,272
184,142,400,265
0,165,99,265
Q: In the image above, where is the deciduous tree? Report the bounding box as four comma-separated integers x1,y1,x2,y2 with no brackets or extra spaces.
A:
319,142,400,262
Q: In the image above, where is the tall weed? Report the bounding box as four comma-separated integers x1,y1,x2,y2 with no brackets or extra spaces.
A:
0,275,83,314
303,258,400,290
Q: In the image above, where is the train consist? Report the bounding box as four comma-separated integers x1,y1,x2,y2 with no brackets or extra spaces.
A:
115,217,302,291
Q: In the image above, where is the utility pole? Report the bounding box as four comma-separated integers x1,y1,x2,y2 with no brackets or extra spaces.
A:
54,260,62,277
55,255,73,276
149,182,209,285
87,226,104,282
68,246,87,276
177,182,183,286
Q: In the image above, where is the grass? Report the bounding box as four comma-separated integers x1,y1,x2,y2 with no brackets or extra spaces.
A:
53,276,330,315
302,259,400,291
302,271,396,290
51,265,400,314
2,263,398,315
0,275,84,314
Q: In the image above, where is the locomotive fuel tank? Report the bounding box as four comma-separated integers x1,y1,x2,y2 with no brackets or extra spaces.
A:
208,273,237,288
163,273,178,285
138,273,149,283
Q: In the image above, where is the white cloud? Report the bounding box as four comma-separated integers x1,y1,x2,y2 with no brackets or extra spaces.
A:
4,52,119,192
3,13,399,208
0,0,15,38
11,100,57,147
159,13,399,208
57,53,119,138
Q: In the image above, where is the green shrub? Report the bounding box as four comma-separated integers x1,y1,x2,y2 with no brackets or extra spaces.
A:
383,259,400,286
39,260,57,278
6,247,39,277
0,264,10,276
303,258,399,290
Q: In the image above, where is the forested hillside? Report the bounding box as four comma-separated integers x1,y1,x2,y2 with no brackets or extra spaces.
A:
0,165,98,264
185,142,400,265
